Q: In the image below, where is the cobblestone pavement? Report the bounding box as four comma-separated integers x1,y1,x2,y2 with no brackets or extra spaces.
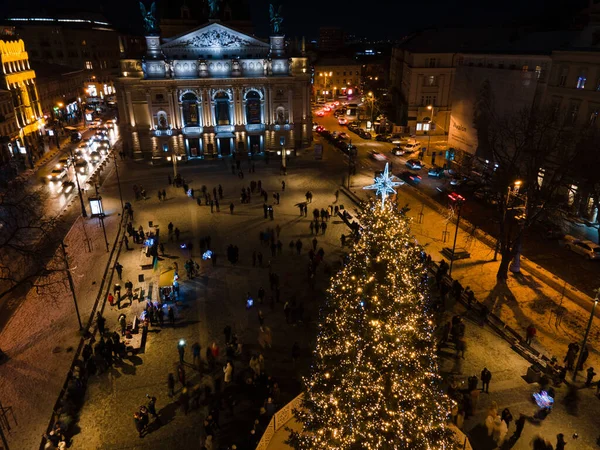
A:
3,137,600,450
437,297,600,450
74,152,348,448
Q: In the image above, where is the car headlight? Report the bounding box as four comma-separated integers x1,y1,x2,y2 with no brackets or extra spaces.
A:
47,175,52,179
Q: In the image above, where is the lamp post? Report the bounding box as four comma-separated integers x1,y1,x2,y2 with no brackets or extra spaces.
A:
113,153,124,210
60,241,83,330
368,92,375,131
448,193,465,276
89,188,109,252
573,289,600,382
66,147,87,218
319,71,333,101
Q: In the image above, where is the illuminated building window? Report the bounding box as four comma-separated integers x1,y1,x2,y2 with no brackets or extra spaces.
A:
422,122,430,131
416,123,422,131
577,76,586,89
85,61,93,70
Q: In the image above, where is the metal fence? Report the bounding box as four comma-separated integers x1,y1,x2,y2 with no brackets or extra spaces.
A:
255,393,304,450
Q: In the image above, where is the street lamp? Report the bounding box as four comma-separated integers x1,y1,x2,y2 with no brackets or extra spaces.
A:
448,192,465,276
112,153,124,210
573,289,600,382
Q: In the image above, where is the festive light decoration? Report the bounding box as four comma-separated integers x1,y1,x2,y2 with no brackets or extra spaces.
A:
363,162,404,210
288,199,455,450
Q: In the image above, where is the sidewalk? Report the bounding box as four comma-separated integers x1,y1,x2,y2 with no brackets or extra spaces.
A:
343,173,600,385
0,151,123,449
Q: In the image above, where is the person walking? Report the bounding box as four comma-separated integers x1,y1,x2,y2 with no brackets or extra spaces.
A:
309,221,314,234
158,307,164,327
223,361,233,386
481,368,492,393
168,306,175,326
295,239,303,255
115,262,123,280
178,363,186,387
556,433,566,450
175,228,180,241
321,221,327,234
335,189,339,202
586,366,597,387
229,202,234,214
178,340,186,363
577,345,589,371
192,342,201,368
134,411,144,438
124,235,130,250
224,325,232,344
312,237,318,251
525,324,536,345
167,373,175,398
281,180,286,191
513,413,525,440
341,234,346,247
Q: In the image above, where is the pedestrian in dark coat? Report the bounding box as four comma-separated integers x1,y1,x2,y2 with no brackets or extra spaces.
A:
178,340,186,363
168,306,175,326
481,368,492,393
158,307,164,326
230,202,234,214
556,433,566,450
97,312,106,335
295,239,303,255
167,373,175,397
513,413,525,439
178,364,186,386
586,366,597,386
115,262,123,280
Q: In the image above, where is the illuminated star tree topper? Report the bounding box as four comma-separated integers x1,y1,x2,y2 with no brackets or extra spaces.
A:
363,162,404,209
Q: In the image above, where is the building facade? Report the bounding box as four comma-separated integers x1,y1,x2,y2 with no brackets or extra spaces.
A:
117,21,311,159
389,46,456,137
448,53,551,159
312,57,361,101
0,89,19,165
31,62,86,122
0,38,43,166
318,27,344,52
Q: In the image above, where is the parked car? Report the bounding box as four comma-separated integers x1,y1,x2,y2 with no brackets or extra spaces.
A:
359,130,372,140
368,150,387,161
406,159,424,170
338,132,349,139
563,235,600,260
47,167,68,182
389,134,404,144
375,134,389,142
474,187,499,206
400,170,422,184
427,166,445,177
315,125,325,133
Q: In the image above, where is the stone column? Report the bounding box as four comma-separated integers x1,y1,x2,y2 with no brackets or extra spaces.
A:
145,90,153,129
288,87,294,124
126,90,135,127
167,90,176,128
198,91,204,127
171,90,180,128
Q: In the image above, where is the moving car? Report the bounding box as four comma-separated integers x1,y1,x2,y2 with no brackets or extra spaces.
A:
75,159,89,174
402,142,420,153
358,129,372,140
315,125,325,132
338,132,349,139
89,150,102,164
70,131,82,143
391,146,408,156
48,167,68,182
57,157,71,169
406,159,424,170
563,235,600,260
315,110,325,117
427,166,445,177
375,134,389,142
338,117,348,125
400,170,422,184
368,150,387,161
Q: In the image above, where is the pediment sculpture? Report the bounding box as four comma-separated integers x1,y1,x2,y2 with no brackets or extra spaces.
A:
168,29,252,49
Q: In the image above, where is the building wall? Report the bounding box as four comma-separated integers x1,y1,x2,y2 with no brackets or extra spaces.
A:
0,90,19,163
312,63,361,99
33,66,86,119
545,50,600,128
448,53,551,157
0,39,44,164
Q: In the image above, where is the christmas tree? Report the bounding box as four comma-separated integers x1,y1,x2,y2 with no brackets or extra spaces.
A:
288,173,455,449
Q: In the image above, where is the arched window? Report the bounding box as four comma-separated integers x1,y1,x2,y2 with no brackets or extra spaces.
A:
182,92,199,126
245,90,261,124
214,91,231,126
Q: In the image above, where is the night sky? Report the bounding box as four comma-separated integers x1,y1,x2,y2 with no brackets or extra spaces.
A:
0,0,590,40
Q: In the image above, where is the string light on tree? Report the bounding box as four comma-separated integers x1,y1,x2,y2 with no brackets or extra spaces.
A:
363,162,404,209
287,196,456,449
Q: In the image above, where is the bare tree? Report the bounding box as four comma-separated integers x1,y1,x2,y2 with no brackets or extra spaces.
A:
0,183,67,302
480,107,579,282
572,131,600,244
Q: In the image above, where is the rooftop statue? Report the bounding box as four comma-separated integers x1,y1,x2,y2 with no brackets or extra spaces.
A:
269,4,283,35
140,2,160,35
